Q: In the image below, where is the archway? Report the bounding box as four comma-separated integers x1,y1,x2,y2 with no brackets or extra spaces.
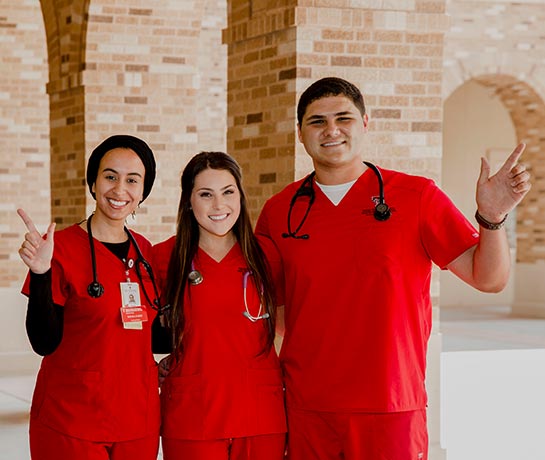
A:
441,74,545,316
441,78,517,309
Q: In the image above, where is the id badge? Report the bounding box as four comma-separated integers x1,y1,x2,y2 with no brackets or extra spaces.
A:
120,282,148,330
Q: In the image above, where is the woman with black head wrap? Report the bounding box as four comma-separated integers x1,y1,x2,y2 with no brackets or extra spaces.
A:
17,135,161,460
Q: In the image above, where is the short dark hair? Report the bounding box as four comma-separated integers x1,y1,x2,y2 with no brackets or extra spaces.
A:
86,135,156,203
297,77,366,125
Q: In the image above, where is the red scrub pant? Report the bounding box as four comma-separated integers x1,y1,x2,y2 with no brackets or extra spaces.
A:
161,432,286,460
29,417,159,460
286,407,428,460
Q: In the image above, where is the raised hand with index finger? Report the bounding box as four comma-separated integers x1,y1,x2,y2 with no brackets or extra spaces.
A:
475,143,532,225
17,208,56,275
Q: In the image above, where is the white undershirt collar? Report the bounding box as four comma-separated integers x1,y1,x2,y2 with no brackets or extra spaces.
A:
315,178,357,206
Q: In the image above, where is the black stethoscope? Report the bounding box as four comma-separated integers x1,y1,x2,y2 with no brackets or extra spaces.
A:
86,214,167,315
282,161,391,240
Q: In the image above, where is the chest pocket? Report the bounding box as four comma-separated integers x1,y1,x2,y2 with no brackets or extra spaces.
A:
353,210,404,273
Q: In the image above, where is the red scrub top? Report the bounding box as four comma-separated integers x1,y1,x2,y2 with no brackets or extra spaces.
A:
256,168,480,413
22,224,160,442
153,238,286,441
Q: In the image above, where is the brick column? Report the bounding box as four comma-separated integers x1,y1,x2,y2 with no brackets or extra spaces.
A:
224,2,299,220
41,0,88,228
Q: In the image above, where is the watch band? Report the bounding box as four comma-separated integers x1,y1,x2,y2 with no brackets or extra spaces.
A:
475,210,507,230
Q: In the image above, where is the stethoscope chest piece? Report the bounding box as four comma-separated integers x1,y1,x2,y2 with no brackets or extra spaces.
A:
87,280,104,298
374,202,391,221
188,270,203,286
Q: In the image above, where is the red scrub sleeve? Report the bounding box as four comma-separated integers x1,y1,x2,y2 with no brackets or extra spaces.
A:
420,182,480,269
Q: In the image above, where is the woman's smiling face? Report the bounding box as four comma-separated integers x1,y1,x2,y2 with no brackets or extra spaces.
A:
190,168,241,243
91,147,146,223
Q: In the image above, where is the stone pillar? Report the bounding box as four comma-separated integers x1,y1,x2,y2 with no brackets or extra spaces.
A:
46,80,87,227
40,0,88,228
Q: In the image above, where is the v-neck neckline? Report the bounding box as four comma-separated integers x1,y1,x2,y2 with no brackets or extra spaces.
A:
197,242,239,265
314,168,372,209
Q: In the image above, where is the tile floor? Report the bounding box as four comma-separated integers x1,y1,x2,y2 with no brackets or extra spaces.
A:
440,305,545,351
1,305,543,460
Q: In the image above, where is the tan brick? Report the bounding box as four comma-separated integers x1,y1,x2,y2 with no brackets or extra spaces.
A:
331,55,362,67
412,121,442,132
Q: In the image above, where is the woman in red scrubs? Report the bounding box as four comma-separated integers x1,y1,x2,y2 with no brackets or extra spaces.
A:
18,135,161,460
153,151,286,460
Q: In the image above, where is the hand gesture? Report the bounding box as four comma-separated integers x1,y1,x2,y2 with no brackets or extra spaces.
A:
17,208,55,274
158,354,172,387
476,143,531,222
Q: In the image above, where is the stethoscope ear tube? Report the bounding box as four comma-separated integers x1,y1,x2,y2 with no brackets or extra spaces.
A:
283,162,391,239
363,161,391,221
85,214,165,313
87,215,105,298
188,264,270,322
282,172,316,239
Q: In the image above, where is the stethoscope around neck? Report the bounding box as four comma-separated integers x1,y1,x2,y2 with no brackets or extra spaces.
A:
188,263,270,322
86,214,167,315
282,161,391,240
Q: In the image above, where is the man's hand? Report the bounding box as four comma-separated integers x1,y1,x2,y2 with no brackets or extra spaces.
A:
475,143,531,223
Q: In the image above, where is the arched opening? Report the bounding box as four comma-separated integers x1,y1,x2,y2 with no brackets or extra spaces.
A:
441,75,545,318
440,79,517,309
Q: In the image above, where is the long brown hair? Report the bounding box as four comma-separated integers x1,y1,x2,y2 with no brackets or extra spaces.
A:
164,151,276,355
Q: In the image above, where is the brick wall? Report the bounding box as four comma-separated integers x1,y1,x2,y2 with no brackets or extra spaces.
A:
293,2,448,182
0,1,49,287
83,1,208,239
197,0,227,153
224,3,299,220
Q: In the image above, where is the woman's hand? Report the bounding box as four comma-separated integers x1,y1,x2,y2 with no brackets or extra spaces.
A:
17,208,55,274
158,354,172,387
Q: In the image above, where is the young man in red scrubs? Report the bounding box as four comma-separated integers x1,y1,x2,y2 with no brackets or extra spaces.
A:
255,77,531,460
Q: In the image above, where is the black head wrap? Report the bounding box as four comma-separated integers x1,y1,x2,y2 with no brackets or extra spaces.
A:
86,135,156,202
